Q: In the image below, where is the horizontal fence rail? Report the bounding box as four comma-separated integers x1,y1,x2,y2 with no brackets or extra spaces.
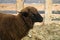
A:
0,4,60,10
0,4,16,10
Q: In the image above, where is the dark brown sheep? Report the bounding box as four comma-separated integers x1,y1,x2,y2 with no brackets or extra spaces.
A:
0,6,43,40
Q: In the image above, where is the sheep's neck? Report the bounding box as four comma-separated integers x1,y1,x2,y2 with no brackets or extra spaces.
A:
21,16,30,30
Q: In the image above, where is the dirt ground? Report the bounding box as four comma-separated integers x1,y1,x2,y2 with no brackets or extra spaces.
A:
21,23,60,40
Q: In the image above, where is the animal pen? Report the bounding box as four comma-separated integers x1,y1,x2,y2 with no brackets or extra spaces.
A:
0,0,60,24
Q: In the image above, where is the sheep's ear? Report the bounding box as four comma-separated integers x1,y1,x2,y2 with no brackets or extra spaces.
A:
20,12,28,17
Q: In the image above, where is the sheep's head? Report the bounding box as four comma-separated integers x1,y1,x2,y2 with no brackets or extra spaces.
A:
19,6,43,23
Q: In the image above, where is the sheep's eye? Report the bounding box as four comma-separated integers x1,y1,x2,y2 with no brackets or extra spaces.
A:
32,14,35,17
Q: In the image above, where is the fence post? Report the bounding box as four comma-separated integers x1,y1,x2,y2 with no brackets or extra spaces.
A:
44,0,52,24
16,0,24,12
